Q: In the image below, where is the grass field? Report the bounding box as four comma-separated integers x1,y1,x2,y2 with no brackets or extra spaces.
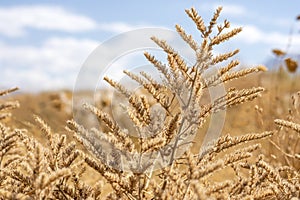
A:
0,6,299,200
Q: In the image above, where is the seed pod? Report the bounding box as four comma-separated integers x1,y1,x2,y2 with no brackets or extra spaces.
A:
285,58,298,73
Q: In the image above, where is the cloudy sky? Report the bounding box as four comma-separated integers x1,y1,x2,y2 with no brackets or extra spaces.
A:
0,0,299,91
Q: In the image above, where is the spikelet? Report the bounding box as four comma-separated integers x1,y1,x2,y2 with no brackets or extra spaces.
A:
0,101,19,112
0,87,18,96
127,95,151,127
104,76,131,98
0,87,19,121
205,6,223,37
140,71,163,91
143,52,170,80
164,112,180,142
123,70,174,114
223,144,260,166
200,131,273,158
219,65,267,84
210,87,265,112
185,7,206,35
211,49,239,64
169,53,193,83
205,60,240,87
141,137,165,153
150,36,176,55
83,103,129,141
37,168,71,190
205,181,231,196
210,27,242,46
274,119,300,133
175,24,198,51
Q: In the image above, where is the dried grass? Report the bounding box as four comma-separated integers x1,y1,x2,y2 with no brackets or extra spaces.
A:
0,6,299,200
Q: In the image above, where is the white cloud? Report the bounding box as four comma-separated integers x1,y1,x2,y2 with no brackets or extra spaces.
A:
0,5,158,37
213,4,247,16
0,5,98,37
199,2,293,32
0,37,99,91
236,24,300,48
0,27,181,91
236,25,264,44
98,22,149,33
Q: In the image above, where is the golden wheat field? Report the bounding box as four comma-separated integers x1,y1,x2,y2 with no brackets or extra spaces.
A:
0,6,299,200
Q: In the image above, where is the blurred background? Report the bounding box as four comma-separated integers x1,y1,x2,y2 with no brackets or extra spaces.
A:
0,0,299,92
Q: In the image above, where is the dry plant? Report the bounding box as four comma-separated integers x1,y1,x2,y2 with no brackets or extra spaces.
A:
0,6,299,200
269,91,300,170
0,89,102,199
0,87,22,198
0,87,19,121
65,7,293,199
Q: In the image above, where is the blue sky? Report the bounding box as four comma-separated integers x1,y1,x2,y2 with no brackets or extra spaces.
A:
0,1,299,91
